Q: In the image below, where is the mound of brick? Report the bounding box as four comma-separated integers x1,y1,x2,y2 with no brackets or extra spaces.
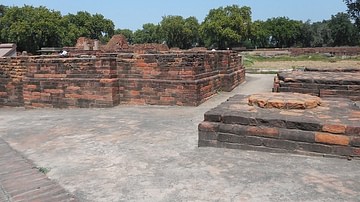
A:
198,93,360,158
103,34,129,52
274,71,360,101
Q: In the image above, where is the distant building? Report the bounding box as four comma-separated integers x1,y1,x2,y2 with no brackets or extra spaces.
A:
0,43,17,57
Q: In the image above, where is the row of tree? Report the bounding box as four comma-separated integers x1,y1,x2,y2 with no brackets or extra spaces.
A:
0,1,360,54
0,5,114,53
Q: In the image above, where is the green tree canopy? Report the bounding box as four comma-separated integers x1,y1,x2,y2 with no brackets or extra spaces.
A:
264,17,302,48
328,12,359,46
133,23,161,44
0,5,6,18
250,20,270,48
62,11,114,45
200,5,252,49
310,21,333,47
159,15,200,49
344,0,360,28
0,5,64,53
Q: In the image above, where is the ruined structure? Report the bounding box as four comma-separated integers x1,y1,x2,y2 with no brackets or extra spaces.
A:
273,67,360,101
0,51,245,108
0,34,245,108
246,47,360,56
198,93,360,158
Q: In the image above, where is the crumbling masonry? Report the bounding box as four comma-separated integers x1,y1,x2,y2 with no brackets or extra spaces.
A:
0,51,245,108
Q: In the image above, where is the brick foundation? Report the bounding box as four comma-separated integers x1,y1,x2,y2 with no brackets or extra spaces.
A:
274,71,360,101
117,52,245,106
198,93,360,158
0,51,245,108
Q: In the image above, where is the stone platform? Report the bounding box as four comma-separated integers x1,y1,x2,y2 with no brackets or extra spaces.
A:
274,71,360,101
198,93,360,158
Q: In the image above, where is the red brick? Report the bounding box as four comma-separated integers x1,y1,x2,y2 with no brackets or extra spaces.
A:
44,89,64,94
315,133,350,146
322,124,346,134
247,126,279,138
198,122,219,132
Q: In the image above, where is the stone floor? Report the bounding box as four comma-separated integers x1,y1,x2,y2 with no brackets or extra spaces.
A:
1,74,360,201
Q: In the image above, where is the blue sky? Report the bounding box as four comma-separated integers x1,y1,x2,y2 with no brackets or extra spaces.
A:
2,0,348,31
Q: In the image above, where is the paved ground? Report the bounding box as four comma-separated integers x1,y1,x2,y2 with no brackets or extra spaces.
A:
1,74,360,202
0,139,77,201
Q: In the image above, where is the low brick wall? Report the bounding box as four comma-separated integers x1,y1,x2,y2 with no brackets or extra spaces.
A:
289,47,360,56
23,56,119,108
0,57,27,106
274,71,360,101
251,47,360,56
117,51,245,106
199,94,360,158
0,51,245,108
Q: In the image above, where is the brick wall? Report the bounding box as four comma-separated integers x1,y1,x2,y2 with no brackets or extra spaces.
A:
289,47,360,56
0,51,245,108
0,57,27,106
274,71,360,101
250,47,360,56
117,51,245,106
23,56,119,108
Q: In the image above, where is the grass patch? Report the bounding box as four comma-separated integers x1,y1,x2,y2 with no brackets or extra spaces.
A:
35,166,51,174
243,54,360,63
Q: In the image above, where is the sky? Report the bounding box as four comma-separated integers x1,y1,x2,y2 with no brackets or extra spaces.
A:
2,0,348,31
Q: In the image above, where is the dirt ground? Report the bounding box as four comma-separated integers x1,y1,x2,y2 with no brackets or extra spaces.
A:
248,60,360,70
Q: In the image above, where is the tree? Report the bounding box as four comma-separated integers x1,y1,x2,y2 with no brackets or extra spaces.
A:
250,20,270,48
159,15,200,49
115,29,134,44
310,21,333,47
0,5,7,42
133,23,161,44
299,20,314,47
264,17,302,48
344,0,360,28
200,5,252,49
328,12,358,46
0,5,64,53
0,5,6,18
62,11,115,45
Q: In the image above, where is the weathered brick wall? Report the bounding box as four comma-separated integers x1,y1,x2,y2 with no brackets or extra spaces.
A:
0,51,245,108
23,56,119,108
0,57,27,106
274,71,360,101
117,51,245,106
289,47,360,56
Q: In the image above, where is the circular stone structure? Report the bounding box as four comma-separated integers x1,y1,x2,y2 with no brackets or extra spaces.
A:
248,92,322,109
